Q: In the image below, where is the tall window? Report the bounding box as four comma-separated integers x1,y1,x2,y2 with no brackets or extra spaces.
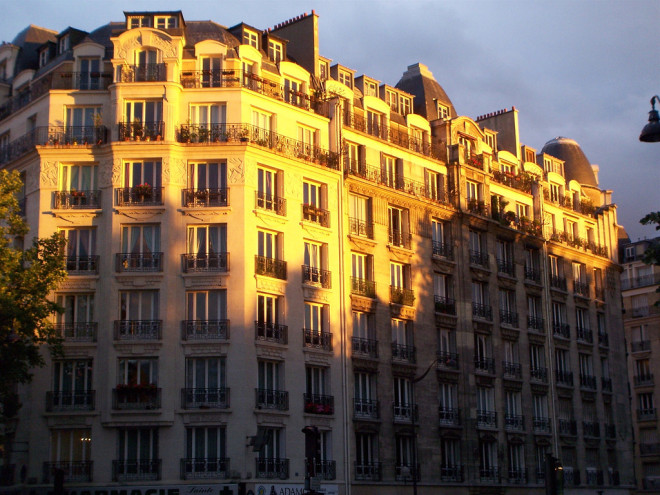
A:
52,359,93,407
432,219,451,257
121,224,160,256
123,161,162,188
186,290,226,322
60,164,97,192
388,206,409,247
349,194,371,237
117,428,159,472
256,167,281,211
50,429,92,470
381,155,400,188
366,110,383,137
56,293,94,327
185,357,226,393
199,56,222,87
185,427,226,472
187,224,226,261
393,377,413,421
252,109,271,139
425,169,445,201
395,435,415,477
60,228,96,269
118,358,158,386
190,104,226,126
66,106,101,139
268,40,282,63
352,311,374,341
355,433,378,479
124,101,162,130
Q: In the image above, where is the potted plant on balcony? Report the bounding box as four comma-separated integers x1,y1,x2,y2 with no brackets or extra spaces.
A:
133,182,153,201
179,125,191,143
198,126,209,143
132,119,143,141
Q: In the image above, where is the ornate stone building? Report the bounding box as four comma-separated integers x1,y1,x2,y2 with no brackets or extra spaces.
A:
0,10,633,495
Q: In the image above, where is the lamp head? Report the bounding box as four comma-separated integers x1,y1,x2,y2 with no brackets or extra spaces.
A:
639,95,660,143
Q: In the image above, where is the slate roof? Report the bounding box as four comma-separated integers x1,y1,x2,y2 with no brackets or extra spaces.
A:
541,136,598,187
395,62,457,121
9,25,57,74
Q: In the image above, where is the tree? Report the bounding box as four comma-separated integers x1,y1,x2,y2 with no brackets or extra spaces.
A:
0,170,67,465
640,211,660,307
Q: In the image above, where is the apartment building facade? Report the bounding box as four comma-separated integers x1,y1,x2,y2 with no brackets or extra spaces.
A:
620,236,660,492
0,10,633,495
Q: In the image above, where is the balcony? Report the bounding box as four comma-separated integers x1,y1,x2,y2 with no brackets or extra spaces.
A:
302,204,330,227
351,337,378,359
181,320,229,341
393,402,418,423
640,442,660,456
605,424,616,439
255,255,287,280
579,374,597,390
435,296,456,315
583,421,600,438
45,390,95,412
388,229,412,249
497,258,515,276
118,63,166,82
354,398,379,420
112,386,161,410
622,273,660,290
355,462,382,481
304,393,334,415
43,461,93,483
527,315,544,332
116,186,164,206
479,467,500,483
436,351,459,371
631,340,651,352
472,302,493,321
183,188,229,207
474,357,495,374
469,249,489,268
66,255,99,274
492,170,534,193
477,410,497,428
255,458,289,479
395,464,420,482
307,460,336,480
530,366,548,383
466,199,489,216
508,468,527,484
574,281,590,298
503,361,522,379
432,240,453,259
556,370,573,386
181,387,229,409
598,332,609,347
550,275,567,291
390,286,415,306
601,377,612,392
254,321,288,344
112,459,161,482
524,266,542,283
118,121,164,141
438,407,461,427
114,320,162,340
348,217,374,238
505,414,524,431
392,343,416,364
351,277,376,298
638,408,657,421
302,265,331,288
634,374,654,386
54,322,97,342
440,465,463,482
255,191,287,216
182,253,229,273
54,190,101,209
255,389,288,410
180,458,230,480
558,419,577,436
552,322,571,339
533,416,551,433
499,310,519,327
303,329,332,351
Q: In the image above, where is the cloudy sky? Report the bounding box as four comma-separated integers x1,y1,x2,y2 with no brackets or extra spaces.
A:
2,0,658,240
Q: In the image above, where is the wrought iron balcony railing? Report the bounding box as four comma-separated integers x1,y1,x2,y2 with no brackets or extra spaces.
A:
302,265,331,288
390,286,415,306
474,357,496,374
395,464,420,482
634,374,654,386
255,255,287,280
579,374,597,390
505,414,524,431
558,419,577,436
54,322,97,342
435,296,456,315
503,361,522,379
524,266,542,283
303,329,332,351
255,458,289,479
255,388,288,410
576,328,593,344
601,377,612,392
353,398,379,420
118,63,166,82
351,337,378,358
112,459,161,482
432,240,453,259
556,370,574,386
436,351,459,370
255,191,286,215
182,253,229,273
472,302,493,321
469,249,489,267
348,217,374,238
116,186,164,206
388,228,412,249
351,277,376,298
45,390,95,412
574,281,590,298
533,416,551,433
307,460,336,480
354,462,382,481
500,310,519,327
180,458,230,480
393,402,418,423
118,121,164,141
255,321,288,344
43,461,93,483
112,386,161,410
302,204,330,227
583,421,600,438
497,258,515,276
527,315,544,331
304,393,334,415
508,468,527,484
479,467,500,482
530,366,548,383
638,408,658,421
54,190,101,209
438,407,461,426
550,275,567,291
181,387,230,409
66,255,99,274
114,320,162,340
552,322,571,339
181,320,229,341
391,343,416,363
631,340,651,352
440,465,463,482
183,188,229,207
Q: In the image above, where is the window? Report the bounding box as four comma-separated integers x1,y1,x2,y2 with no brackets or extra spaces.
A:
243,29,258,48
186,290,227,322
123,160,162,189
508,444,525,479
438,328,457,358
364,80,377,97
524,247,540,281
56,293,95,340
303,180,326,224
345,142,363,173
286,80,305,107
256,166,283,213
305,366,331,413
119,291,159,335
434,273,452,300
257,361,286,411
499,289,517,326
118,358,158,387
303,241,328,286
185,224,227,271
190,103,226,126
66,106,102,141
124,101,163,137
393,377,414,422
348,194,372,238
381,154,401,189
120,224,161,271
187,162,228,205
354,372,376,402
366,109,383,137
529,345,546,380
395,435,416,479
51,360,93,410
579,353,594,388
351,253,374,297
549,183,560,203
475,334,493,372
533,394,549,426
432,218,451,258
399,96,412,116
437,103,449,120
318,60,329,81
58,34,70,55
355,433,378,480
485,133,496,150
49,429,92,476
116,428,159,479
477,386,496,425
60,164,97,193
199,56,222,87
386,90,398,112
388,205,410,248
77,57,102,90
575,307,590,334
438,382,458,425
425,169,445,201
391,318,414,362
496,239,514,275
185,356,226,395
39,49,49,68
472,281,490,319
555,349,571,385
552,302,568,336
469,230,486,264
516,202,529,219
440,438,460,479
352,311,374,341
338,70,352,88
390,262,411,290
60,228,97,272
184,427,226,476
128,16,151,28
639,393,655,414
266,40,282,63
155,15,178,28
256,428,286,477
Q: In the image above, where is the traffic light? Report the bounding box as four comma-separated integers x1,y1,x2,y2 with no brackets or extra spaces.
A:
545,454,563,495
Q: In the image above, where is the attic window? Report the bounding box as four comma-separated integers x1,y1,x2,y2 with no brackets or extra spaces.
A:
268,40,282,63
318,61,328,81
338,70,352,88
364,81,377,97
386,90,398,112
39,49,49,68
243,30,258,49
400,96,412,116
58,35,70,55
484,133,495,150
437,102,449,120
128,16,151,28
155,16,178,29
525,148,535,163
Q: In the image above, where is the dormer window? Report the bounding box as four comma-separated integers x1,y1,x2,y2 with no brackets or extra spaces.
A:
338,70,352,88
501,162,513,174
58,35,70,55
364,81,377,97
39,49,49,68
268,40,282,63
400,96,412,116
128,16,151,28
243,30,258,49
525,148,536,163
318,61,328,81
155,15,178,29
437,102,449,120
386,90,398,112
484,132,495,150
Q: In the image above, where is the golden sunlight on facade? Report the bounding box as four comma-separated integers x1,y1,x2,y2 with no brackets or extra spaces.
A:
0,9,633,495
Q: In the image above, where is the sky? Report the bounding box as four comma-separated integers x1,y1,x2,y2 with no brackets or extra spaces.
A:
1,0,658,240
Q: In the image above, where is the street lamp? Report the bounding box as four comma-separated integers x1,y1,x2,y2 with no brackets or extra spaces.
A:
639,95,660,142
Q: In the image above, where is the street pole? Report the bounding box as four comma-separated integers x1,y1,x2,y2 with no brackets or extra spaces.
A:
410,359,438,495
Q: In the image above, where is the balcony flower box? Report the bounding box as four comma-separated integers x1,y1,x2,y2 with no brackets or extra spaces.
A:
133,183,153,199
305,402,333,415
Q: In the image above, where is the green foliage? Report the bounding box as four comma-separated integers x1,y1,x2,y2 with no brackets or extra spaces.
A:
640,211,660,267
0,170,67,418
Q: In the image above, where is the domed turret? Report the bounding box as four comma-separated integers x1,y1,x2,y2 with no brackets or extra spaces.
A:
396,63,457,121
541,136,598,187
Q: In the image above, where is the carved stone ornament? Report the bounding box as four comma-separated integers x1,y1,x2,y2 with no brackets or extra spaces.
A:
390,304,415,320
98,158,114,188
303,287,329,302
255,276,286,295
183,276,226,289
255,344,285,361
25,163,39,194
183,413,228,425
115,33,143,59
111,158,122,187
58,279,97,291
228,157,245,185
350,295,377,313
163,157,185,185
40,160,58,188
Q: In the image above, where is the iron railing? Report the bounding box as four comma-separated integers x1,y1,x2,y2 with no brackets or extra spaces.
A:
354,462,382,481
180,458,230,480
112,387,161,410
54,190,101,209
351,337,378,358
112,459,161,481
118,121,164,141
302,204,330,227
54,322,97,342
436,351,459,370
183,188,229,207
304,393,334,415
432,240,453,259
116,186,164,206
348,217,373,238
182,253,229,273
477,410,497,428
393,402,418,423
181,320,229,341
474,357,496,374
503,361,522,379
255,389,289,410
353,398,379,420
66,255,99,274
390,286,415,306
303,329,332,351
255,191,286,215
391,343,416,363
438,407,461,426
351,277,376,298
181,388,229,409
255,255,287,280
43,461,93,483
45,390,95,411
118,64,166,82
113,320,162,340
434,296,456,315
505,414,524,431
254,321,288,344
255,458,289,479
469,249,489,267
302,265,331,288
472,302,493,321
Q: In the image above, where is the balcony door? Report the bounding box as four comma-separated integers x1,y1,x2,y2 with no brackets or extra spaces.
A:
186,290,226,322
53,360,93,396
186,357,225,390
79,58,101,90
